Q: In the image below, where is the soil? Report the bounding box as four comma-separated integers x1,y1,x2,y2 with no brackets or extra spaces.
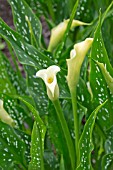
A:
0,0,14,59
0,0,14,28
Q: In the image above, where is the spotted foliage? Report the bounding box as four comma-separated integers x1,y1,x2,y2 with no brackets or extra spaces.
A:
77,101,107,170
0,121,30,170
90,16,113,130
0,0,113,169
28,122,44,170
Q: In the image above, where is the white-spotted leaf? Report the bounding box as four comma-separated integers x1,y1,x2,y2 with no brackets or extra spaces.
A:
90,16,113,130
76,100,107,170
0,121,30,169
28,122,44,170
25,65,49,115
0,51,26,95
0,18,54,68
102,153,113,170
8,0,42,48
16,96,46,152
0,52,16,95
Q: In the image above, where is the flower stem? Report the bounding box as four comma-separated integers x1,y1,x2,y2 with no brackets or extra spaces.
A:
70,88,79,167
53,99,75,170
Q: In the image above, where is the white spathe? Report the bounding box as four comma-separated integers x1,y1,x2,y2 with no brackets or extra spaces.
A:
36,65,60,101
67,38,93,90
0,99,14,126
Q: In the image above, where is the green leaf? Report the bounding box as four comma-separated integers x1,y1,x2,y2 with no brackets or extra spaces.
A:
0,51,26,95
44,151,59,170
0,18,54,68
15,96,46,151
0,52,16,95
25,65,49,115
102,153,113,170
0,52,31,129
28,122,44,170
15,129,31,163
76,0,93,22
8,0,42,48
90,15,113,130
0,121,29,169
76,100,107,170
32,0,74,24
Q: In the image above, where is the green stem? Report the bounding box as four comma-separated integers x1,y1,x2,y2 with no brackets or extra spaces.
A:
70,88,79,167
53,99,75,170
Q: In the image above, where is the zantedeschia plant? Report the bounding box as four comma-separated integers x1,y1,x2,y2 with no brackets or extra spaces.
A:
0,0,113,170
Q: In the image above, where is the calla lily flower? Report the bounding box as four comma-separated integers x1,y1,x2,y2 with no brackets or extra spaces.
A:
0,99,14,126
67,38,93,90
48,19,90,51
36,65,60,101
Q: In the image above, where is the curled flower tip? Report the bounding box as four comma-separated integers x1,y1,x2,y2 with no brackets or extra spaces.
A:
74,38,93,57
0,99,15,126
36,65,60,101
